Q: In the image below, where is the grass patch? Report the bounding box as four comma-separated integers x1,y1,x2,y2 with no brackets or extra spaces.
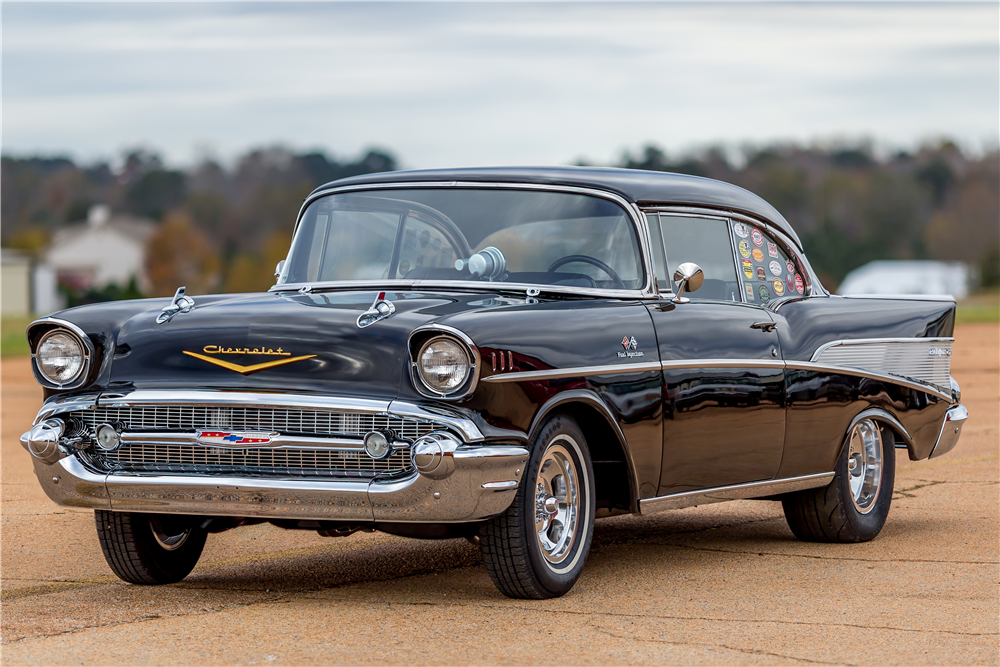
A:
1,316,34,358
956,289,1000,324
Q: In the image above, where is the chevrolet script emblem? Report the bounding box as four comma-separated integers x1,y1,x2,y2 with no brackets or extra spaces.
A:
183,345,316,375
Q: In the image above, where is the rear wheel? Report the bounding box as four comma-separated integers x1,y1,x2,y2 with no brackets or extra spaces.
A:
782,418,895,543
95,511,207,585
479,414,595,599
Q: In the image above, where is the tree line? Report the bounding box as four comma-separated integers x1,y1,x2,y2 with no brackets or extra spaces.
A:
2,140,996,300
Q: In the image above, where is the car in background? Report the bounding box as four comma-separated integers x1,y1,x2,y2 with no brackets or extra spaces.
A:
22,167,967,599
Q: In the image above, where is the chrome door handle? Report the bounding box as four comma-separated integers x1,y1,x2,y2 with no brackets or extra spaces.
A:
750,322,778,333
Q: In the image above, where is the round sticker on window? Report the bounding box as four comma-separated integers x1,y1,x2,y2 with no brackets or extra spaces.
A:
772,278,784,296
742,259,753,279
738,240,751,258
751,229,764,247
756,267,766,281
758,285,770,303
794,274,804,294
786,260,795,274
769,260,782,276
734,222,750,238
752,248,765,263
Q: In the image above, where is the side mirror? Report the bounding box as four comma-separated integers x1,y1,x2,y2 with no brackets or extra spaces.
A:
274,260,286,280
672,262,704,304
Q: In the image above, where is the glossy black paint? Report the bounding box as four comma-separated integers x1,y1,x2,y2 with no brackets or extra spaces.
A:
313,166,804,249
648,300,784,495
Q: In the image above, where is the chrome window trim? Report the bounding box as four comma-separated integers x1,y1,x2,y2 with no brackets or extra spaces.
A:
33,390,486,442
27,317,95,390
273,181,658,300
639,472,835,514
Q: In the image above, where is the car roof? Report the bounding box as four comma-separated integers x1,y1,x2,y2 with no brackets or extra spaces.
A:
311,166,802,249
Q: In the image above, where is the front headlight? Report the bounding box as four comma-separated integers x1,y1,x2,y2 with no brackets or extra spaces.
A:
35,329,86,385
417,337,470,394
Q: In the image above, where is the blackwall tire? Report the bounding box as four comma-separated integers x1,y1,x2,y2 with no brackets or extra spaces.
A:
479,414,595,599
95,511,207,585
782,418,895,543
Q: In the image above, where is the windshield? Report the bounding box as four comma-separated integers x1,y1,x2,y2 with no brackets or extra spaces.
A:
279,188,645,291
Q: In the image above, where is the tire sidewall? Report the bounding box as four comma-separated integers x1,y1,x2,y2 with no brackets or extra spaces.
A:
521,416,596,596
838,422,895,540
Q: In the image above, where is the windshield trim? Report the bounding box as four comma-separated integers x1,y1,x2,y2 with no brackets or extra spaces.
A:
272,181,657,299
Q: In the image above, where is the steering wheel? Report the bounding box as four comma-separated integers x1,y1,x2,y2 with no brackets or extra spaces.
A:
547,255,626,290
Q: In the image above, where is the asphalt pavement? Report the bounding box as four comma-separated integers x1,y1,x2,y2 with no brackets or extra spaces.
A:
2,324,997,665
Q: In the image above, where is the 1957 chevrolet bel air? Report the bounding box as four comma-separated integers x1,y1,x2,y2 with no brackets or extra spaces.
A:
22,167,967,599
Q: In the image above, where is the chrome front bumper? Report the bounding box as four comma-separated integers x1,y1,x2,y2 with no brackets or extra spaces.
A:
929,403,968,459
29,445,527,522
22,390,528,522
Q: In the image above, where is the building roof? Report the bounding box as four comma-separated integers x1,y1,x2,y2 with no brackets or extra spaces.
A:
313,166,802,248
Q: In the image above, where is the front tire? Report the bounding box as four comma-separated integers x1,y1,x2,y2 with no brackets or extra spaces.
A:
95,511,207,585
782,418,895,543
479,414,595,599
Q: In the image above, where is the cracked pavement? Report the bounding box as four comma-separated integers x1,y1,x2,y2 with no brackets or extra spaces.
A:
2,323,997,665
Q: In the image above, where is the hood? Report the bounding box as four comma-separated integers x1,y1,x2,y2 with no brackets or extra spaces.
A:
109,290,490,398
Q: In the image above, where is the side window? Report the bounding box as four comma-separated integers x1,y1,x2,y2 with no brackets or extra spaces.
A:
646,213,669,292
732,221,806,306
658,215,740,302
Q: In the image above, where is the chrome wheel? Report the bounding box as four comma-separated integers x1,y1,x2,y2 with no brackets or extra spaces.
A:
150,517,191,551
533,438,580,566
846,419,883,514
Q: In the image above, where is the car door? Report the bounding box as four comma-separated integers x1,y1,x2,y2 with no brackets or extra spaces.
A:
645,212,786,496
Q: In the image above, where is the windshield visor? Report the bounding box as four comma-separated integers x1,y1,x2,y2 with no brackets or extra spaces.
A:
279,188,645,291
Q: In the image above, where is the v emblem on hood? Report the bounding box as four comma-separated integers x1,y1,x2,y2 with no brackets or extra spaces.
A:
183,351,316,375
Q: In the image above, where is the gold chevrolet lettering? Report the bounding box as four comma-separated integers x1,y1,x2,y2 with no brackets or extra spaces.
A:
201,345,292,357
185,350,315,375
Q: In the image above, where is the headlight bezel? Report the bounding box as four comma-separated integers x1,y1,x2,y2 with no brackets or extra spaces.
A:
29,320,94,390
408,326,480,400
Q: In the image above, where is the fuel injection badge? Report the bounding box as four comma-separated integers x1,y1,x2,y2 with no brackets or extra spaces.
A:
618,336,644,358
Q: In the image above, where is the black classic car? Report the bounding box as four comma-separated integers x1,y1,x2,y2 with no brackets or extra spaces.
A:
22,167,967,599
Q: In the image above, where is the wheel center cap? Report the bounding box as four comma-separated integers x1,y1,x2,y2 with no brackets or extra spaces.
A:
544,496,559,515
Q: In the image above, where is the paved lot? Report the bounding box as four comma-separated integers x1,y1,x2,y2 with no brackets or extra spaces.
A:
2,324,997,665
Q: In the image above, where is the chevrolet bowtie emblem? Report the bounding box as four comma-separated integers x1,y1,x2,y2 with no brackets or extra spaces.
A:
182,350,316,375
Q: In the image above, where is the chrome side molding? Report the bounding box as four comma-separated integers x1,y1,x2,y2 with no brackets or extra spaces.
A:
639,472,835,514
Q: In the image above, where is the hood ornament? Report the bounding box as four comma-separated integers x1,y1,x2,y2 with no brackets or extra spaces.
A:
357,292,396,328
156,286,196,324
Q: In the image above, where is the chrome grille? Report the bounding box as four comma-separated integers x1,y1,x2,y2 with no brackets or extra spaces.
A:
70,406,436,440
92,443,412,478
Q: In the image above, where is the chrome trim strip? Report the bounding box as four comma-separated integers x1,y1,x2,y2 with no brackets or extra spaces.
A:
385,401,485,442
27,317,95,390
809,337,954,391
841,294,957,302
639,472,835,514
274,181,657,299
481,361,662,383
786,361,953,401
119,432,368,451
930,403,967,459
660,358,787,370
846,407,915,451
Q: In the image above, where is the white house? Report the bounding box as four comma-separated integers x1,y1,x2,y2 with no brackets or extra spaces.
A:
1,248,63,316
837,260,973,299
44,205,155,294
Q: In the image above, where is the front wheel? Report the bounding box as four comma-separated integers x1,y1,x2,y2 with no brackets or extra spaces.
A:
95,511,207,585
479,414,595,599
782,417,895,543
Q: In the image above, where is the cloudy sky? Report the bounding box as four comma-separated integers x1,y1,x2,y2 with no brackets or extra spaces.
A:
3,2,997,168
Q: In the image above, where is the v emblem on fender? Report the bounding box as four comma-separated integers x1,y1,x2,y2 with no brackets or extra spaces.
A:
182,351,317,375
